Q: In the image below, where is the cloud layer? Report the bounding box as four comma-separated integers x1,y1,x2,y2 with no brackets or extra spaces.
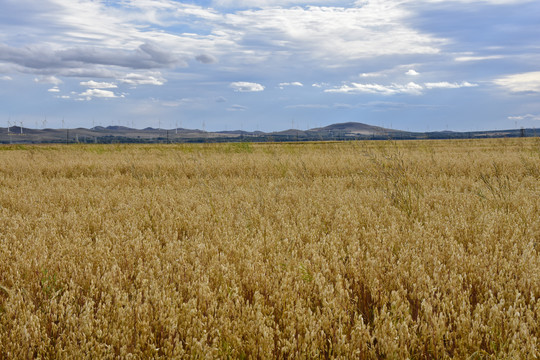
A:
494,72,540,94
0,0,539,131
0,1,444,80
326,82,424,96
424,81,478,89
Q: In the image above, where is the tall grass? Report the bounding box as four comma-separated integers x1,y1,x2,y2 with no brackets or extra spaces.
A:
0,139,539,358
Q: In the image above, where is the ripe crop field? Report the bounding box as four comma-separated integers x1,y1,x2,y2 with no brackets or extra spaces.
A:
0,139,539,358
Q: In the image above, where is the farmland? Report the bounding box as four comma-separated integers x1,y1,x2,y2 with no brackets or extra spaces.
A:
0,139,539,358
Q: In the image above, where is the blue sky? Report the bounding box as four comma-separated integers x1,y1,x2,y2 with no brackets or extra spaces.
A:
1,0,539,132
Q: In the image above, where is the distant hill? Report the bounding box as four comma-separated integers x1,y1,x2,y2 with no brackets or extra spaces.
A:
313,121,397,135
0,122,537,144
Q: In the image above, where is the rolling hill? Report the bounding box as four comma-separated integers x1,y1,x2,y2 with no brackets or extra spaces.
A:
0,122,536,144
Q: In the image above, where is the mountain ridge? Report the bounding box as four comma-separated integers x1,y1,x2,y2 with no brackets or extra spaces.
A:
0,122,536,144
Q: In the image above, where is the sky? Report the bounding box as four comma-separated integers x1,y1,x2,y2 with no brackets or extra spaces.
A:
0,0,539,132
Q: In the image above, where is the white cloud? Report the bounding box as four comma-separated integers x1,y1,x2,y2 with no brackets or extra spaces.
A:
325,82,423,95
494,72,540,93
312,83,329,88
279,82,303,89
406,69,420,76
230,82,265,92
79,89,120,100
360,72,385,78
48,87,60,93
424,81,478,89
454,55,503,62
80,80,117,89
119,73,166,86
0,75,12,81
34,76,63,85
225,5,442,61
508,114,540,121
175,4,222,21
227,104,248,111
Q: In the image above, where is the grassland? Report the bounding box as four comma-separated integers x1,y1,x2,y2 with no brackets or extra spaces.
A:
0,139,539,358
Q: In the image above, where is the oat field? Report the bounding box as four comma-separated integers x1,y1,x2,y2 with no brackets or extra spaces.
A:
0,139,539,358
